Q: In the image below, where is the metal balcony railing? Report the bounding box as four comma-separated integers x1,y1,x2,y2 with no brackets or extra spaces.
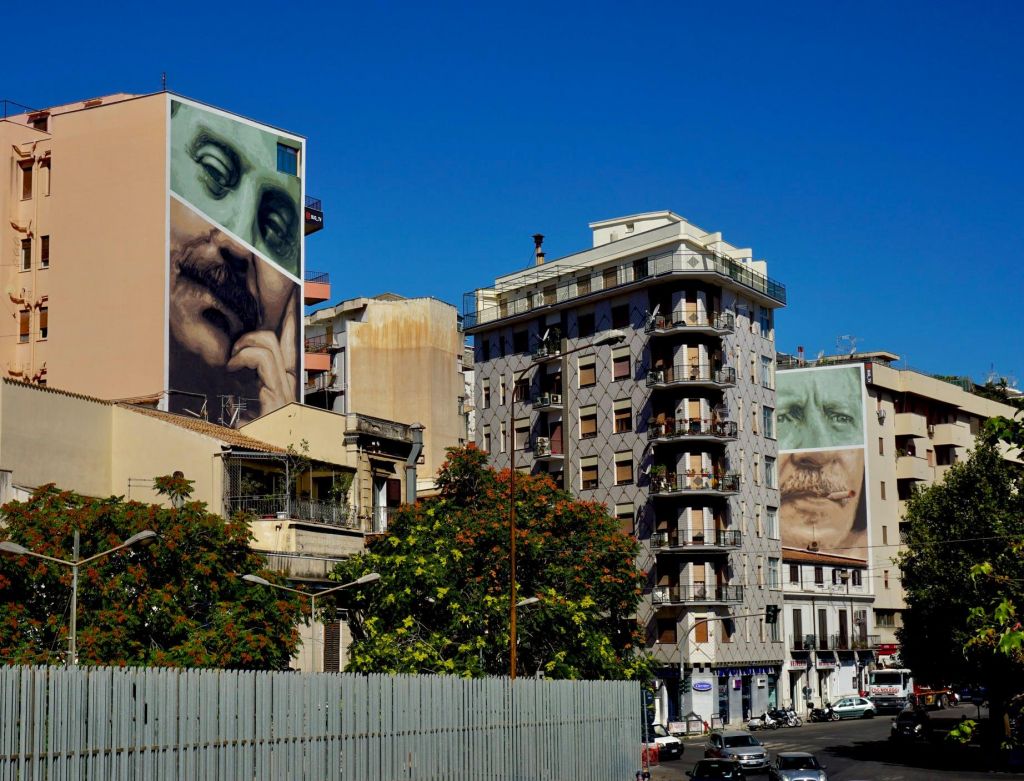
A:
532,341,562,361
304,335,332,353
650,472,740,494
226,495,363,530
829,633,874,651
651,584,744,605
646,365,737,387
790,634,818,651
645,311,736,334
650,529,741,550
304,270,330,285
648,419,738,440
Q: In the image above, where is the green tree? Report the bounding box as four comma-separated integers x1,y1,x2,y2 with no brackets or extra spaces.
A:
0,479,303,668
333,445,651,680
898,444,1024,742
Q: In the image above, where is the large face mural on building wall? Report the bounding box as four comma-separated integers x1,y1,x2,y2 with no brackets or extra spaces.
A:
777,365,869,554
168,98,303,423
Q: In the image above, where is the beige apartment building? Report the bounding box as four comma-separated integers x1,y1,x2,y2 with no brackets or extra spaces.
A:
304,294,465,492
1,92,328,424
777,351,1019,661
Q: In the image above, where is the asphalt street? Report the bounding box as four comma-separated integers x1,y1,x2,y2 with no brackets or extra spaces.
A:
648,704,1017,781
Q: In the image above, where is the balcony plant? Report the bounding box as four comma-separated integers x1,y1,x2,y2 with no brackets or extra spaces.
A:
650,464,667,491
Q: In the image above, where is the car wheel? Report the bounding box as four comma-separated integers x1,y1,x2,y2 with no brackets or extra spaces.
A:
863,709,875,719
937,695,947,709
829,712,839,721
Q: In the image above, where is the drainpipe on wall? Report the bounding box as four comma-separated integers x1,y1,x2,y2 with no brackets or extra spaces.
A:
405,423,425,504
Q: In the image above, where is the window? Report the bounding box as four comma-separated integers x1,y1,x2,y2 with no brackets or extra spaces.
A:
612,346,630,381
40,158,50,196
499,378,506,405
276,143,299,176
764,457,776,488
880,481,886,500
514,418,529,450
882,525,888,545
721,618,734,644
577,312,595,339
769,614,781,642
760,307,771,336
788,563,800,584
614,452,633,485
694,618,709,644
499,421,507,453
602,267,618,290
768,557,780,588
20,239,31,271
852,569,862,587
761,356,773,388
832,569,840,586
813,566,824,585
632,257,648,280
513,330,529,353
883,570,890,589
482,379,490,409
876,610,896,628
879,437,884,456
577,275,591,296
614,502,635,536
766,507,778,539
19,310,30,343
481,338,491,361
30,114,48,131
481,426,491,453
40,236,49,269
20,163,32,200
580,456,599,490
512,377,530,403
657,619,677,644
578,356,596,388
762,406,774,439
613,399,632,434
579,405,597,439
38,307,47,340
611,303,630,329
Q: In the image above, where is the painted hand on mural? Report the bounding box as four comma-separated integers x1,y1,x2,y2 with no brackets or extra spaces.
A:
227,292,299,416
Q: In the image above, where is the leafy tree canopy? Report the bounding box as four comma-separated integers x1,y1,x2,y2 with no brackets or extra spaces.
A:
333,446,651,680
0,479,304,668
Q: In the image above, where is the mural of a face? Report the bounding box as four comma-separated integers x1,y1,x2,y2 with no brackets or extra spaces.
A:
777,366,864,451
779,448,867,552
170,100,302,277
169,198,299,421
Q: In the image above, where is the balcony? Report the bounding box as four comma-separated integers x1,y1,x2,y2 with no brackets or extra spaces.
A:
651,584,743,606
650,472,740,497
463,248,786,332
828,633,878,651
304,269,331,305
896,454,932,481
305,373,339,395
304,335,333,373
647,365,737,390
304,195,324,236
532,341,563,363
895,412,928,439
932,422,972,448
532,392,564,411
648,418,738,444
533,436,564,462
650,528,741,553
645,311,735,337
790,634,818,651
227,495,365,531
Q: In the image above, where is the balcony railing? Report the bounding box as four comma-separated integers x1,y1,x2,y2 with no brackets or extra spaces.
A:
645,311,736,334
651,584,744,605
650,472,740,495
650,529,742,550
829,633,875,651
790,634,818,651
646,365,737,388
304,335,332,353
226,495,362,530
304,270,330,285
463,248,786,330
648,419,738,441
305,195,323,211
532,341,563,361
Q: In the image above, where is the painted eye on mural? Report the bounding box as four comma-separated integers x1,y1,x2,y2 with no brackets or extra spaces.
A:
190,138,241,199
258,189,299,264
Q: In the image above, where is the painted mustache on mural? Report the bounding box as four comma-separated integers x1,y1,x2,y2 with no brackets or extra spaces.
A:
780,460,856,504
175,229,264,337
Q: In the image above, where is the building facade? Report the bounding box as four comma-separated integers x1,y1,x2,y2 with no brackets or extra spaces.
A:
465,211,787,724
1,93,328,425
303,294,465,492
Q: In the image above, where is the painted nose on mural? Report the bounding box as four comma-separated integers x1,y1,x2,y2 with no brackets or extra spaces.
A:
212,231,252,276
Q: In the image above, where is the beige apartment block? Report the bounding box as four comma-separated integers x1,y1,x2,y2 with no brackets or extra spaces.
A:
1,93,328,423
304,294,465,493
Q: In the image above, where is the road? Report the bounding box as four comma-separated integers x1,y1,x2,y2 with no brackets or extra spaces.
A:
648,704,1010,780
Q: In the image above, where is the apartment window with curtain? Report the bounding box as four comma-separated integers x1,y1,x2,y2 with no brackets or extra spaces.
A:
766,506,779,539
40,236,49,269
512,376,530,403
761,355,773,388
578,356,596,388
580,456,599,490
614,502,634,536
612,346,630,381
38,307,47,340
762,406,774,439
579,405,597,439
768,558,780,588
614,452,633,485
613,399,632,433
764,456,776,488
760,307,771,336
20,239,31,272
18,310,30,343
513,418,529,450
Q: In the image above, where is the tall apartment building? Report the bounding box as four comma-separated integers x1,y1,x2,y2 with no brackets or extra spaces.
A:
1,93,328,425
776,351,1020,673
303,294,465,492
465,211,787,724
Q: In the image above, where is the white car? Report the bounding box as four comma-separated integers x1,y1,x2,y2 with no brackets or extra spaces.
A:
643,723,684,760
830,696,876,719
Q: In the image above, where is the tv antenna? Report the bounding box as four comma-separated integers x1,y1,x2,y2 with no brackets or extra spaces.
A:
836,335,859,355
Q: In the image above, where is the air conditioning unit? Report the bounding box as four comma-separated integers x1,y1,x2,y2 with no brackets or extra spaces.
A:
535,436,551,456
549,393,562,405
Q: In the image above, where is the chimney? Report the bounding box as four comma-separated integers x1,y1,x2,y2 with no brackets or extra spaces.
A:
533,233,545,266
797,345,805,366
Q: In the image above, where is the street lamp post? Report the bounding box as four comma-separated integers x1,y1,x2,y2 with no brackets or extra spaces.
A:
0,529,157,666
507,328,626,680
838,568,858,689
242,572,381,672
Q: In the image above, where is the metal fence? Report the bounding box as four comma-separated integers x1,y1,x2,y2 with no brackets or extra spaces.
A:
0,666,638,781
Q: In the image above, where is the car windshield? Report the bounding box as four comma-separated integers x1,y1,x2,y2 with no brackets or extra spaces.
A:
872,672,904,685
650,725,669,737
779,756,820,770
693,761,737,778
723,735,760,747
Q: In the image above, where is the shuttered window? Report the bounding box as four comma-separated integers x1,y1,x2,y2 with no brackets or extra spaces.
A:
579,405,597,439
614,452,633,485
578,356,596,387
580,456,598,490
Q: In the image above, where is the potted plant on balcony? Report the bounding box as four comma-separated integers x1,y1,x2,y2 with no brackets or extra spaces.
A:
650,464,667,491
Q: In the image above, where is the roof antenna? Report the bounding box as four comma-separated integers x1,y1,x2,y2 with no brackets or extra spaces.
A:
161,72,167,91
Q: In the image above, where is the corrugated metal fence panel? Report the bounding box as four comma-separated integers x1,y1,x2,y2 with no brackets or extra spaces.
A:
0,666,638,781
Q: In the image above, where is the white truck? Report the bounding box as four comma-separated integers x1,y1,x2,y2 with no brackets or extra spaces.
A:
867,669,955,711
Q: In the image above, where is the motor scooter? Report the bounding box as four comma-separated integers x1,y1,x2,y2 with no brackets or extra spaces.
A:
747,711,779,730
808,702,837,722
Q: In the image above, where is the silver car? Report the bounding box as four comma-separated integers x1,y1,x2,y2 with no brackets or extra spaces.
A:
768,752,828,781
704,729,769,772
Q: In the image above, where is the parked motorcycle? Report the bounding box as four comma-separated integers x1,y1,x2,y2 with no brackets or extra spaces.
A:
778,707,802,727
747,711,780,731
808,703,837,722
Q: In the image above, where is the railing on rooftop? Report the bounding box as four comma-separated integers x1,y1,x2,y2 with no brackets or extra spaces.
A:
463,249,785,329
304,335,332,353
305,195,323,211
304,270,330,285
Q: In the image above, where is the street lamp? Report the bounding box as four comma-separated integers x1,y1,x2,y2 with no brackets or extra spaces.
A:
508,328,626,679
837,568,859,690
242,572,381,672
0,529,157,666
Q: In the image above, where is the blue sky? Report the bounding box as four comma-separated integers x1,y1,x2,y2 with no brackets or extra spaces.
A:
11,1,1023,383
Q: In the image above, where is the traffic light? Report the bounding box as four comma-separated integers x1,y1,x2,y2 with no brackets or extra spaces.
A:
765,605,780,625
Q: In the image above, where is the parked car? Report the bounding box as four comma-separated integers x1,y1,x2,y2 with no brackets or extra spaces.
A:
830,696,876,719
889,707,932,742
704,729,770,772
768,752,828,781
643,723,684,760
687,758,744,779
